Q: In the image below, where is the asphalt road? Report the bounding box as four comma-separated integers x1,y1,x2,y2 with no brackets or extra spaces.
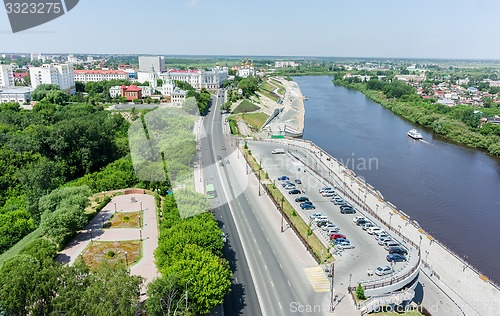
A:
201,93,329,315
247,141,409,289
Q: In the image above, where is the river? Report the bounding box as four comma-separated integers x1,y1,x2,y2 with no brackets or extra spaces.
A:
294,75,500,284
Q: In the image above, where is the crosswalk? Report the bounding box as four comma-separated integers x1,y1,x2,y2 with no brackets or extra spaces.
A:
304,267,331,292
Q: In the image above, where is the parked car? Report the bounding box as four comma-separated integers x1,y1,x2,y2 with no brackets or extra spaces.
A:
375,232,389,240
301,202,313,208
362,222,375,230
314,216,328,223
388,246,408,255
295,196,309,202
378,237,392,245
221,145,226,150
332,197,345,205
367,227,383,235
322,223,337,231
353,216,365,224
386,253,407,262
384,241,400,250
322,190,336,197
288,189,301,195
330,233,346,240
309,213,323,219
284,184,296,190
333,238,350,245
278,176,289,181
338,241,355,249
294,179,302,184
281,181,293,187
341,208,356,214
217,155,222,160
327,228,340,235
375,266,393,276
319,187,333,193
301,204,316,210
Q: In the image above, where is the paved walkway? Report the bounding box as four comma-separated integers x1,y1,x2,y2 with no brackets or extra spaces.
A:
57,193,159,293
262,138,500,316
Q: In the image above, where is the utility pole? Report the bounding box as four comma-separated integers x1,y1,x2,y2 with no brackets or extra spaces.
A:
258,159,262,196
330,262,335,307
281,197,285,232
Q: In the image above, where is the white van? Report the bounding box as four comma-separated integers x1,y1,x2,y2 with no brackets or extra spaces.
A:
272,148,285,154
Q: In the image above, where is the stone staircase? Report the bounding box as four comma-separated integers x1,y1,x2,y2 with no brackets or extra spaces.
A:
359,289,415,314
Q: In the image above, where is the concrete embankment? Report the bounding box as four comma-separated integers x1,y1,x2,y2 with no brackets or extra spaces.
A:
260,137,500,316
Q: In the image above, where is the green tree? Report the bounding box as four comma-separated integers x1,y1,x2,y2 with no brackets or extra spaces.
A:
355,283,366,300
31,84,61,101
145,274,180,316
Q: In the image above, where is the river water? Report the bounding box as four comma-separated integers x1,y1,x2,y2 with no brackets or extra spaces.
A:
294,76,500,284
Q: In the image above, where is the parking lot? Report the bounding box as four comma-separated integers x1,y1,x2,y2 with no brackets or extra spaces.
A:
249,141,413,287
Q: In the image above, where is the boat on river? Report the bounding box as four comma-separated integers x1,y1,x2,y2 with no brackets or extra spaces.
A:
407,129,423,140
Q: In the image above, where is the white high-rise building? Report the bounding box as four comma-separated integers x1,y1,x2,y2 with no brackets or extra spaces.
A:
29,63,76,94
0,65,14,87
139,56,165,73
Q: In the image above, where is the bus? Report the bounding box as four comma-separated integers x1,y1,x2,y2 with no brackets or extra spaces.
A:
206,184,217,199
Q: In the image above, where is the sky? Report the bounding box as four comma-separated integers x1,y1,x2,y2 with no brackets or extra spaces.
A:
0,0,499,59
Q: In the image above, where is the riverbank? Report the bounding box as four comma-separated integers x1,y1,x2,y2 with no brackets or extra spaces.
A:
332,78,500,157
263,137,500,316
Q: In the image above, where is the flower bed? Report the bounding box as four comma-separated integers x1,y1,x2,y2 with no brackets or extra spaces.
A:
81,240,141,268
104,211,142,229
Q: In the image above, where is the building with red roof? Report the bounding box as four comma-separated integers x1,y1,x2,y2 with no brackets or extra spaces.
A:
120,85,142,101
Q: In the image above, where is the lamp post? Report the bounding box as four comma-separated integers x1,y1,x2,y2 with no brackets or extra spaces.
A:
113,201,117,212
419,235,423,254
389,212,394,229
89,229,92,242
125,251,128,265
139,215,142,241
140,201,143,212
258,159,262,196
185,278,194,311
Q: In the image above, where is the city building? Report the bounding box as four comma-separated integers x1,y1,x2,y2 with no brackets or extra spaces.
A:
0,86,32,105
74,69,128,83
275,61,299,68
139,56,165,73
67,55,79,64
171,88,188,106
238,58,255,78
0,65,14,87
29,63,76,94
120,85,142,101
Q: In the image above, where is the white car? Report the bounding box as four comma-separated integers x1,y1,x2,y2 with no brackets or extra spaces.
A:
353,216,365,224
319,187,333,193
384,241,400,250
310,213,323,219
378,237,392,245
327,228,340,235
314,216,328,223
338,241,355,249
322,190,336,197
362,222,374,230
322,223,338,231
367,227,383,235
284,184,296,190
375,265,393,276
375,232,389,240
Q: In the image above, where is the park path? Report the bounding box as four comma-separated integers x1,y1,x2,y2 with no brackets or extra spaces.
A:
56,193,160,293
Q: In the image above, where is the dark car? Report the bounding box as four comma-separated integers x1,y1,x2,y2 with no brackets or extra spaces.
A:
217,155,222,160
295,196,309,202
388,246,408,255
386,253,407,262
334,238,350,244
300,201,313,207
355,218,368,226
340,204,353,210
341,208,356,214
288,189,301,195
278,176,290,181
316,221,329,227
301,204,316,210
295,179,302,184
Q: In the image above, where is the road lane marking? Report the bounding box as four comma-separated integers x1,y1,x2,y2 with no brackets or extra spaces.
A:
304,267,331,292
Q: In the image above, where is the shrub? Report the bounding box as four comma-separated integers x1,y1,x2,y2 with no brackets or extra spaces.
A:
96,196,111,213
355,283,366,300
106,250,116,258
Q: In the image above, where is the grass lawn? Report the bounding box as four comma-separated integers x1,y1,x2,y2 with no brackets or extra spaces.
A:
277,88,285,95
241,112,270,130
0,227,43,267
258,89,279,102
233,100,260,114
81,240,142,269
261,82,276,92
104,211,143,229
270,79,285,89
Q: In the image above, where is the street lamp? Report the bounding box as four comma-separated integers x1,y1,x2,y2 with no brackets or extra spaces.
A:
185,278,194,311
113,201,117,212
280,197,285,232
258,159,262,196
125,251,128,265
140,201,143,212
89,229,92,242
419,235,423,253
389,212,394,229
